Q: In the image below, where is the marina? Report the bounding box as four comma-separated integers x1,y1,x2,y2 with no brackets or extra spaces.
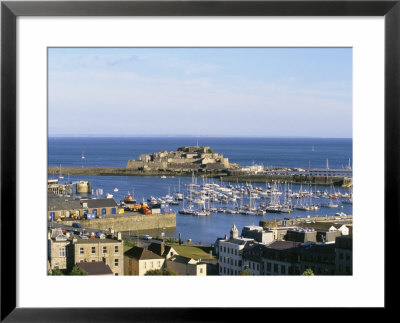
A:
48,137,352,244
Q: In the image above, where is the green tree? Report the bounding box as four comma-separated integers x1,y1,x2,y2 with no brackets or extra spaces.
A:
207,148,215,154
302,268,315,276
239,269,253,275
50,268,64,275
69,265,88,275
145,269,163,276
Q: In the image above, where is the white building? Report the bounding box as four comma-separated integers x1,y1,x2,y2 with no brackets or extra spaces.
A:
218,224,254,275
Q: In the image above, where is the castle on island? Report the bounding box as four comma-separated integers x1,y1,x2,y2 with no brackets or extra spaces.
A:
126,146,230,172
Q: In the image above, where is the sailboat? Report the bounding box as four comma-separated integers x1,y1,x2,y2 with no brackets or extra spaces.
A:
58,164,64,179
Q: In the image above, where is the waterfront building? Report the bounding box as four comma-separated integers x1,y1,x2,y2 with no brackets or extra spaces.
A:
124,246,165,276
307,168,352,178
335,235,353,275
48,195,118,220
48,179,73,195
217,224,254,276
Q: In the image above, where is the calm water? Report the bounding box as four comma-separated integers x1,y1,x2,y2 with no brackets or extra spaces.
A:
48,137,352,169
48,137,353,244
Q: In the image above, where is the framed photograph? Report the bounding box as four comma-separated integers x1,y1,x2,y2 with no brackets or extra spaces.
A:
1,0,397,320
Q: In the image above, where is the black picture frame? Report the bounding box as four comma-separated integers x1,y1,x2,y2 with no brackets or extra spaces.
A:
1,0,397,321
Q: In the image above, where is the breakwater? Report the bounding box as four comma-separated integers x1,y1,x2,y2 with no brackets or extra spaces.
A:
63,212,176,232
48,166,351,186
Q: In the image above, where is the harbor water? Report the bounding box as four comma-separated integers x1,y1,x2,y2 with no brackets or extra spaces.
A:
48,137,353,244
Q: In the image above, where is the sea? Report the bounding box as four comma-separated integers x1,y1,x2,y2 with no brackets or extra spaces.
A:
48,137,353,244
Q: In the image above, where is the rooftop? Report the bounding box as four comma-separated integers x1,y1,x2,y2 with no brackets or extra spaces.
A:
76,262,113,275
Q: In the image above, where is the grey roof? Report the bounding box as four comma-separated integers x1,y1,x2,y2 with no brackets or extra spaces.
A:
266,241,301,250
76,262,113,275
81,198,118,208
48,196,82,211
74,237,121,244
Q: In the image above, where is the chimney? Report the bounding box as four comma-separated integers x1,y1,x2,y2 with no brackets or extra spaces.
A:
117,232,122,241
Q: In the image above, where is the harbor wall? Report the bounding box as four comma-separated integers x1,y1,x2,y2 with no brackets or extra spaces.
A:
48,166,351,186
64,212,176,232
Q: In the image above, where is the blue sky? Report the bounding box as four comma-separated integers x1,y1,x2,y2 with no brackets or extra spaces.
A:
48,48,352,138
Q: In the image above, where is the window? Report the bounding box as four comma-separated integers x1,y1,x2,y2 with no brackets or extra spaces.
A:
267,263,271,272
346,254,350,261
103,246,107,254
59,248,66,257
200,268,203,274
257,264,260,271
235,249,237,255
115,273,118,276
339,253,343,260
54,263,59,269
274,264,278,273
238,260,242,267
114,246,119,253
80,247,84,255
281,266,286,274
91,247,96,254
114,258,119,267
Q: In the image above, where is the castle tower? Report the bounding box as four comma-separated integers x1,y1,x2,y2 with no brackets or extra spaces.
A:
230,224,239,239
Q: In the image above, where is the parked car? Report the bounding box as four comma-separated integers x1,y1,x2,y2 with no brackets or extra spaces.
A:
72,222,82,228
142,234,152,240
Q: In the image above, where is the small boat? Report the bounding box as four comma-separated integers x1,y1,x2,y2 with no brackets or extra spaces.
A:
105,193,114,199
114,188,119,192
161,176,167,179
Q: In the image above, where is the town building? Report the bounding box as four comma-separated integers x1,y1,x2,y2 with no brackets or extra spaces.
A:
72,232,124,276
242,242,265,275
48,229,124,275
241,225,274,244
124,246,165,276
335,235,353,275
166,255,207,276
48,195,118,220
217,224,254,275
263,241,302,275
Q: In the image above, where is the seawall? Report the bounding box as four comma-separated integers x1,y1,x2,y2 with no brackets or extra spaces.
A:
64,212,176,232
49,167,351,186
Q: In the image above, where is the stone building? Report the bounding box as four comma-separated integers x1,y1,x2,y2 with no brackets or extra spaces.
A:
72,233,124,276
48,229,124,276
